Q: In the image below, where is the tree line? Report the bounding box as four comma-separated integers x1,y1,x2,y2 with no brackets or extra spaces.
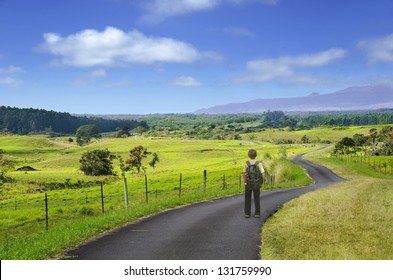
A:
333,126,393,156
2,106,393,138
0,106,148,135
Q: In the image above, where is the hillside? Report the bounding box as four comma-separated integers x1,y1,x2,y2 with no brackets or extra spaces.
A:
194,85,393,114
0,106,147,135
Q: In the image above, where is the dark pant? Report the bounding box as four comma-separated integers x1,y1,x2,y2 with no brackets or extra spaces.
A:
244,188,260,215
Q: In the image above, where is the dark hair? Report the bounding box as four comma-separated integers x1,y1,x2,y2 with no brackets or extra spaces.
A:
248,149,257,159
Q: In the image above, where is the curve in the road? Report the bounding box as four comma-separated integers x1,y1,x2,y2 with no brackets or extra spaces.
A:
62,154,346,260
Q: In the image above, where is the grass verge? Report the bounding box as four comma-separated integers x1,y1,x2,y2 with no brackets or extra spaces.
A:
261,154,393,259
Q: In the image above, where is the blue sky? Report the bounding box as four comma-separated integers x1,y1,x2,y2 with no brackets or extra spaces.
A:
1,0,393,114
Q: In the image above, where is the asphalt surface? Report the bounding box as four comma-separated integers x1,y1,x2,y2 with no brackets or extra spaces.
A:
62,154,346,260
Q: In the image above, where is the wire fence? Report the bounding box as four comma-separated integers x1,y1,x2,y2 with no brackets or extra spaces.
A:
1,169,274,237
333,154,393,175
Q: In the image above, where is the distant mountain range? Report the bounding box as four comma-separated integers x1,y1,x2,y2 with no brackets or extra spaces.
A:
194,85,393,114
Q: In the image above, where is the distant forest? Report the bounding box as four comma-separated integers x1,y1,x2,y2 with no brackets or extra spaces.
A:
0,106,147,135
1,106,393,137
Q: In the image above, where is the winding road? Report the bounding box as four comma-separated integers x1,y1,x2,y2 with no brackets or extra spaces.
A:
62,154,346,260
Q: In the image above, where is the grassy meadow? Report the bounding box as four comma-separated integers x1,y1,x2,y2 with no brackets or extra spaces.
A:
0,134,314,259
261,146,393,260
1,123,393,260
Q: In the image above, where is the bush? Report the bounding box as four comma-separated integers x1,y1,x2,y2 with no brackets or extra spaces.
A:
80,149,116,176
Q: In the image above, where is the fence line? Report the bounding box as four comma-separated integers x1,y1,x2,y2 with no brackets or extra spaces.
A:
1,169,275,233
334,154,393,175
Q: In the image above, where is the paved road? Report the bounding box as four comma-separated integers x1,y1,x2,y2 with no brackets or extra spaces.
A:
62,154,345,260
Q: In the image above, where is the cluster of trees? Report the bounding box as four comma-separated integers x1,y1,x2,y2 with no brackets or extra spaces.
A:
79,145,159,177
0,106,147,135
295,111,393,129
333,126,393,156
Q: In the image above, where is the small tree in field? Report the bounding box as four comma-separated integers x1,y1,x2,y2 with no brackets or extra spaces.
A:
80,149,116,176
126,145,159,174
76,124,100,146
118,146,159,207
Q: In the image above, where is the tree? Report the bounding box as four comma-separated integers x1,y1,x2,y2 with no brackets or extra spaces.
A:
80,149,116,176
76,124,100,145
369,128,379,155
0,149,15,185
380,130,393,155
301,135,309,144
352,133,370,156
333,137,356,155
126,145,159,174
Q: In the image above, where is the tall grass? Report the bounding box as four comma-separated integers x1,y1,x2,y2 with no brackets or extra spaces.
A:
261,150,393,260
261,178,393,259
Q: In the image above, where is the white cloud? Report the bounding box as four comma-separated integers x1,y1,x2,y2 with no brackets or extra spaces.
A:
40,27,211,67
0,65,24,74
0,65,24,87
171,76,202,87
141,0,219,23
223,27,255,38
140,0,278,23
358,33,393,63
0,76,22,87
89,69,107,79
236,48,347,84
72,69,107,86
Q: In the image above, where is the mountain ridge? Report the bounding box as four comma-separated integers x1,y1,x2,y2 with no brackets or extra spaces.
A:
194,85,393,114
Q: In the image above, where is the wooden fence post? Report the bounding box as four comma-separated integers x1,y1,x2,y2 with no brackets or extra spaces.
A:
179,173,182,198
222,174,227,190
45,193,49,231
203,170,207,192
123,177,129,208
100,182,105,214
145,175,148,204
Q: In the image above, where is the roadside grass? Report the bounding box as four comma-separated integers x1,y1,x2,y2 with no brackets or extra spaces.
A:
261,150,393,260
0,135,315,259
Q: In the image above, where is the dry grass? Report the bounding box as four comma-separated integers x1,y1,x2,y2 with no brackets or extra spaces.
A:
261,178,393,259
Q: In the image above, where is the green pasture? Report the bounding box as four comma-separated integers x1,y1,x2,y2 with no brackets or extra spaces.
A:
2,124,392,260
0,134,315,259
242,124,389,144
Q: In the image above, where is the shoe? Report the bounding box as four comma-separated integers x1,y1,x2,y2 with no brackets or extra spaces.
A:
245,214,251,218
255,214,260,218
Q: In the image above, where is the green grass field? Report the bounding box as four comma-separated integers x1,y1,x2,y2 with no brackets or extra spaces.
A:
0,135,314,259
1,124,392,260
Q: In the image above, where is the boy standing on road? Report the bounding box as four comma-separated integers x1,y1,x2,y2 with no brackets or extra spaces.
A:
243,149,265,218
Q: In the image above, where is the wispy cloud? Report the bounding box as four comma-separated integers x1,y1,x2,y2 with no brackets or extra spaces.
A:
0,65,24,74
39,27,217,67
223,27,255,38
0,76,22,87
140,0,278,23
140,0,219,23
235,48,347,84
72,69,107,86
358,33,393,64
171,76,202,87
0,65,24,87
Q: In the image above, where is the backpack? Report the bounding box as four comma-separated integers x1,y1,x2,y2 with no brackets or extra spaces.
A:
245,160,263,190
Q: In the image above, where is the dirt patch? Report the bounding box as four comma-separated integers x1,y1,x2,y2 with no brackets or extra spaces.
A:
16,166,37,171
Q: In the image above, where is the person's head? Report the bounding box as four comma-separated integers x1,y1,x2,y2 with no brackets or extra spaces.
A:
248,149,257,159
